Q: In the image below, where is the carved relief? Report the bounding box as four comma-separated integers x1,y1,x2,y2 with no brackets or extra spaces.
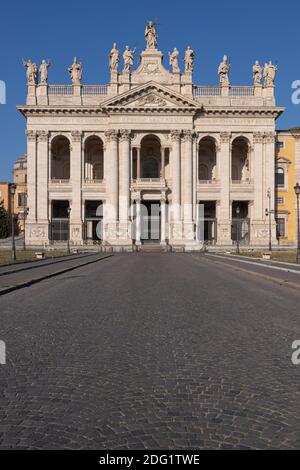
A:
182,130,193,142
137,93,167,107
264,132,276,143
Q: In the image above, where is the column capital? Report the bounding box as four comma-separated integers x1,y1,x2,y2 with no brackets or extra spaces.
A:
119,129,132,141
26,129,37,142
264,131,276,143
37,130,48,142
105,129,118,142
182,129,193,142
170,130,181,142
71,130,82,142
253,131,264,144
220,132,231,144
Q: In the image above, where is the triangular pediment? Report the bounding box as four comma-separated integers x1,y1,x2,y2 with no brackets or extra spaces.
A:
101,82,198,110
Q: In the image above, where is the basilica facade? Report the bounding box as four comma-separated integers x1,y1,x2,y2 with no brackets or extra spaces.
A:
18,23,284,251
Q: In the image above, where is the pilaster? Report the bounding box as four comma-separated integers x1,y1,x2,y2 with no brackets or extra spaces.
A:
70,131,83,244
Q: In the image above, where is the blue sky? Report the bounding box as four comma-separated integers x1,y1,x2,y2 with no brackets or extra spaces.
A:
0,0,300,180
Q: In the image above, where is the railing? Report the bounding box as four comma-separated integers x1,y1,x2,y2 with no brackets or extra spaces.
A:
84,179,104,184
48,85,109,96
198,179,220,184
229,87,255,96
50,179,70,184
48,85,74,95
231,179,251,184
193,86,221,97
193,86,255,97
81,85,109,96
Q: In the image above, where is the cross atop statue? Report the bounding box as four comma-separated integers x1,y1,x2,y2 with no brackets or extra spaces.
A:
145,21,158,49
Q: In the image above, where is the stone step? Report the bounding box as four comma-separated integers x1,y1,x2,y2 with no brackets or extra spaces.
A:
140,244,166,253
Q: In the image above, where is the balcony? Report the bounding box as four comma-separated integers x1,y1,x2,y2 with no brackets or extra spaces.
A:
131,178,167,190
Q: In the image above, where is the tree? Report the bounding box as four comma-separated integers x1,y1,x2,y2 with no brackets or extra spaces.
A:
0,200,9,239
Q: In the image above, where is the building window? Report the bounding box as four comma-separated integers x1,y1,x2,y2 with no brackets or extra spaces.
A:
18,192,27,208
275,167,285,187
275,196,285,205
276,141,285,150
276,218,285,238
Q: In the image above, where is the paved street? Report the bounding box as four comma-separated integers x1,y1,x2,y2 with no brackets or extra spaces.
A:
1,253,300,449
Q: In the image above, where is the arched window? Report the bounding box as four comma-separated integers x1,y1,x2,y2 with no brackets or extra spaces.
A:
199,164,209,180
84,136,104,181
275,167,285,187
231,137,249,182
51,136,71,180
143,158,159,178
198,137,217,181
140,135,161,179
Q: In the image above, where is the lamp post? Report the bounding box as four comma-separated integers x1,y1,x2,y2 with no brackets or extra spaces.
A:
267,188,272,251
23,198,29,251
236,205,240,254
294,182,300,264
10,183,16,262
67,206,71,255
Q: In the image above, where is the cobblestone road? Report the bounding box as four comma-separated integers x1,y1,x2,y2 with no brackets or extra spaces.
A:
1,253,300,449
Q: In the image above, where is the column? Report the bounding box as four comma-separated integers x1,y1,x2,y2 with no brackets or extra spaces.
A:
135,196,141,246
170,130,181,240
36,130,49,242
182,130,194,240
264,132,277,243
218,132,231,244
70,131,83,244
137,146,141,179
104,129,119,243
294,134,300,184
253,132,264,220
119,129,131,244
160,147,165,179
25,130,37,245
160,192,166,246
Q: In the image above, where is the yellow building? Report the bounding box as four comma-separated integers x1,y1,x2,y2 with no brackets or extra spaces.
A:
12,155,27,233
275,129,300,246
0,182,11,217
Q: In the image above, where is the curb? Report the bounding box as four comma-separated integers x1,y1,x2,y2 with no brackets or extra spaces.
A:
0,252,100,278
0,254,114,297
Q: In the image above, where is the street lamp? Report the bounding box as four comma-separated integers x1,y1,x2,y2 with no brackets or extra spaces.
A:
266,188,272,251
10,183,16,262
294,182,300,264
236,206,240,254
67,206,71,255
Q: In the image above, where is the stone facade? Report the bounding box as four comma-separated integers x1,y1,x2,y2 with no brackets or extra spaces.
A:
18,24,284,250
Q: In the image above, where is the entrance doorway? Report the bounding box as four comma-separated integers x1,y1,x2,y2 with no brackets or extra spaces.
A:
141,200,161,243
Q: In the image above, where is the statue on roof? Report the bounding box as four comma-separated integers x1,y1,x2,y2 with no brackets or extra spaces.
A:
169,48,180,73
253,60,262,86
123,46,135,73
109,43,119,72
263,61,278,87
22,59,38,85
39,59,51,84
184,46,194,73
68,57,82,84
218,55,230,86
145,21,158,49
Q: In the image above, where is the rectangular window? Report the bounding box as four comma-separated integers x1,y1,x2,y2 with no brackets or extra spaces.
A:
275,196,285,205
276,141,285,149
276,218,285,238
17,192,27,207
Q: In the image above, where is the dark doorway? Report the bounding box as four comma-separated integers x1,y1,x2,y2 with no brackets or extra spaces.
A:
141,201,161,243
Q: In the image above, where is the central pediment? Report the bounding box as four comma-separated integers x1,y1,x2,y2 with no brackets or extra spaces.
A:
101,82,199,110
